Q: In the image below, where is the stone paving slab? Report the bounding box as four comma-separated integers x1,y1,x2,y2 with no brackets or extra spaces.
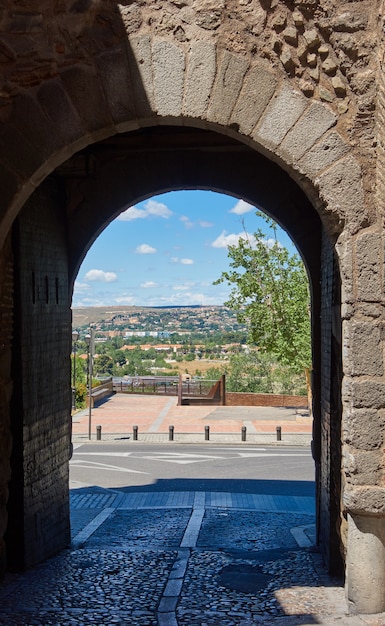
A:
70,490,315,515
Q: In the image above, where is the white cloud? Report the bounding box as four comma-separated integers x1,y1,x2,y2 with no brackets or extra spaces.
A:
180,216,213,229
180,215,193,229
211,231,250,248
135,244,157,254
265,237,278,248
117,199,172,221
172,282,196,291
149,291,221,306
73,281,90,293
229,199,254,215
146,199,173,219
141,281,158,288
114,295,136,305
117,206,146,221
84,269,117,282
171,256,194,265
212,231,280,250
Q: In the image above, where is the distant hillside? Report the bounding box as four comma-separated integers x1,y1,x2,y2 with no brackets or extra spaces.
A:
72,306,142,327
71,305,236,330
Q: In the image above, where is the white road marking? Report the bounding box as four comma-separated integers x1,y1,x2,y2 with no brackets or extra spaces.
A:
140,453,225,465
237,453,309,458
70,460,149,474
73,452,133,457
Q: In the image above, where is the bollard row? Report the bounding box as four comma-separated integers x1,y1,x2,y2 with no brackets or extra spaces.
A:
95,425,283,441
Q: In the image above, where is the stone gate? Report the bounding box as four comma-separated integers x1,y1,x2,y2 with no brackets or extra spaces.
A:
0,0,384,615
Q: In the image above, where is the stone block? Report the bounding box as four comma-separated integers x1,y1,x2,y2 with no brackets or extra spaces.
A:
207,50,249,126
37,79,85,147
316,156,366,236
343,408,385,451
0,119,41,181
59,64,113,136
95,47,136,127
9,93,63,163
343,486,385,516
183,41,216,118
127,35,155,117
344,322,383,377
343,446,383,485
254,85,307,151
298,131,349,178
153,40,185,118
349,380,385,410
279,101,337,162
355,231,382,303
230,64,277,136
336,232,354,307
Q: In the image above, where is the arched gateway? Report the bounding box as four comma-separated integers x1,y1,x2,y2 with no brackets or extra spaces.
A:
0,0,383,614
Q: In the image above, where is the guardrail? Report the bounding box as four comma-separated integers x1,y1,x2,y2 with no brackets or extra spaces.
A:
112,376,219,398
113,376,179,394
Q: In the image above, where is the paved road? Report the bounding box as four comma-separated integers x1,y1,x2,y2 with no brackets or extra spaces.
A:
70,443,315,496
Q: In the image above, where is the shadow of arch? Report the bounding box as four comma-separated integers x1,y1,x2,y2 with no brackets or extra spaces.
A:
54,121,342,577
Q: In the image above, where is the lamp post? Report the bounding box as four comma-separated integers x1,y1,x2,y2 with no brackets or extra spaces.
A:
85,327,95,441
71,330,79,410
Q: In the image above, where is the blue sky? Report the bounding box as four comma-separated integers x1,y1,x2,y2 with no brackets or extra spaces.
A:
72,190,295,308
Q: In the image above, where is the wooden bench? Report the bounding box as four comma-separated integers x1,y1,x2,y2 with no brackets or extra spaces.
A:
86,381,114,408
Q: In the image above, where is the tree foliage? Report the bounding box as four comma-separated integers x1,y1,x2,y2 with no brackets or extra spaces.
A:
214,212,311,374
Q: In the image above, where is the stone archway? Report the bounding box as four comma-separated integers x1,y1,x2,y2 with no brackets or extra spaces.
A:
60,121,342,577
0,0,383,615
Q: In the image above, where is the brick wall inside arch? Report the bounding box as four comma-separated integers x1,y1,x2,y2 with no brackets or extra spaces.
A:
5,179,72,570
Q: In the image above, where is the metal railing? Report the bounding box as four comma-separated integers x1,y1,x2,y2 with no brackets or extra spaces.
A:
112,376,217,397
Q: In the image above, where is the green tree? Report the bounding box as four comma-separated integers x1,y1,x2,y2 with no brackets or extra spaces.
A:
94,354,113,375
214,212,311,377
226,351,274,393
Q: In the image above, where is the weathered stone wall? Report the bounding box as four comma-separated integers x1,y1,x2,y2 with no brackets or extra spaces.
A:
317,232,343,574
0,1,378,239
0,0,382,614
5,180,71,569
0,233,13,578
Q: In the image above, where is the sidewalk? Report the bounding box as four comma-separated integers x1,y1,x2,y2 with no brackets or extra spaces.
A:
72,393,313,445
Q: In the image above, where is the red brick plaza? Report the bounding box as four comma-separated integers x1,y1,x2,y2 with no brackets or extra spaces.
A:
72,393,312,439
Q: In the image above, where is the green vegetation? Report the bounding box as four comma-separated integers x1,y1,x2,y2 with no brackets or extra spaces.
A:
71,280,310,400
213,212,311,398
195,351,307,396
214,212,311,373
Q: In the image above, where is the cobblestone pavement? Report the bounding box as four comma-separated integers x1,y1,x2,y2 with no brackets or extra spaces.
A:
1,488,385,625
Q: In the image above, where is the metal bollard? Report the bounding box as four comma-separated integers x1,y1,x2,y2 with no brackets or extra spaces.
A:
133,425,138,441
169,425,174,441
276,426,282,441
205,425,210,441
241,426,246,442
96,425,102,441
